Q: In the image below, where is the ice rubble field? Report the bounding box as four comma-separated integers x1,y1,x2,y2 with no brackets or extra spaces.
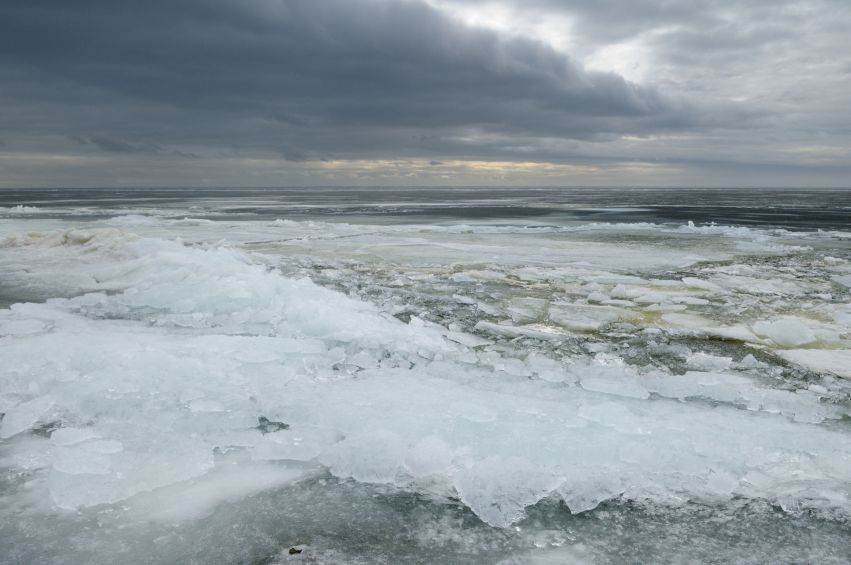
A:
2,215,851,562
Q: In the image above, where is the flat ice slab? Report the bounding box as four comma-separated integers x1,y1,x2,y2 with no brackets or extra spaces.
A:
777,349,851,379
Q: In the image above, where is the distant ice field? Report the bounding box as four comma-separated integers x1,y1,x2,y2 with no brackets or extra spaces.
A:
1,188,850,564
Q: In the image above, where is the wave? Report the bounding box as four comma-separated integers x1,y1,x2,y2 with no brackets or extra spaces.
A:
0,204,41,214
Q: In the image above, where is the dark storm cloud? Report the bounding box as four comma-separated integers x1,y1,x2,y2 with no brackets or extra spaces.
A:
1,0,848,187
86,137,158,154
69,135,199,158
0,0,701,162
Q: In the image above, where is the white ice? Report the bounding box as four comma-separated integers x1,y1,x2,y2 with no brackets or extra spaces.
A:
2,227,851,529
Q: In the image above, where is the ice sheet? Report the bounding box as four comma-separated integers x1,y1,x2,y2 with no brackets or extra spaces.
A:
3,227,851,531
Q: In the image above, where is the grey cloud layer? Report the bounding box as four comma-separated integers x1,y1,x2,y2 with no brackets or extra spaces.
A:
1,1,696,158
0,0,849,186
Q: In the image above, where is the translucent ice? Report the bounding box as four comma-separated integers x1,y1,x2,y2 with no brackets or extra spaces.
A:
777,349,851,379
752,318,817,347
0,395,55,439
3,226,851,531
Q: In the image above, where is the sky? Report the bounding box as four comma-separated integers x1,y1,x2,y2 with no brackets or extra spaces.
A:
1,0,850,188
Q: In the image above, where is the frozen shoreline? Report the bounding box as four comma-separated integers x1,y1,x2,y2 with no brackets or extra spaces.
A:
2,199,851,563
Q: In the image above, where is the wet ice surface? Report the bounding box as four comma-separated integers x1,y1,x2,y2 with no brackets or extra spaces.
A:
1,188,851,564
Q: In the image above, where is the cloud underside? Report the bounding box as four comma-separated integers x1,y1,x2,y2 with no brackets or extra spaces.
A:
0,0,849,186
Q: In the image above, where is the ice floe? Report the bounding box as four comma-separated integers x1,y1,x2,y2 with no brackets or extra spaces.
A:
2,227,851,531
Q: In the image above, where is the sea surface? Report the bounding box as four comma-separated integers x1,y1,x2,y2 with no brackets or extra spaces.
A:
1,187,850,564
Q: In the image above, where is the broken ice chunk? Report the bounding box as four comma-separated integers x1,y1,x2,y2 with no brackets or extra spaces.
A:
403,435,454,477
52,438,123,475
0,395,55,439
777,349,851,379
525,352,571,383
579,377,650,400
752,318,817,347
319,431,406,484
548,303,627,332
251,426,331,462
454,457,563,527
558,471,623,514
577,402,647,434
53,449,112,475
0,318,48,336
474,320,569,340
506,297,548,323
50,427,99,446
685,352,733,372
444,330,491,348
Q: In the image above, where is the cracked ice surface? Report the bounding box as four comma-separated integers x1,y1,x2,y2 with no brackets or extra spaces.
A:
2,227,851,535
